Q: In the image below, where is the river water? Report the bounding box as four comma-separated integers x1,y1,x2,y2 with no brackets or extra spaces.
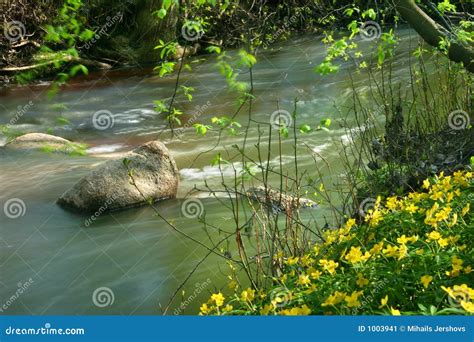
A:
1,29,425,314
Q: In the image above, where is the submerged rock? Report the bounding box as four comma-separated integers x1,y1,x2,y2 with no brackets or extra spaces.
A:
5,133,72,151
3,133,87,155
57,141,179,213
246,186,317,212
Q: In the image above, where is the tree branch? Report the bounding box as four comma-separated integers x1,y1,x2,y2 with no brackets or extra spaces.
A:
394,0,474,72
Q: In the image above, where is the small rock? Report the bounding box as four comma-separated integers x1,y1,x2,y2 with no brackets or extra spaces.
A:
246,186,317,212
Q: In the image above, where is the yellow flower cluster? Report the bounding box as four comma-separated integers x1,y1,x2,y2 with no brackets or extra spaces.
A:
199,170,473,316
344,246,371,264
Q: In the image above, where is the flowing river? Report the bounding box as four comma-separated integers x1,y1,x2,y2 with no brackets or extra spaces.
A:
1,29,426,314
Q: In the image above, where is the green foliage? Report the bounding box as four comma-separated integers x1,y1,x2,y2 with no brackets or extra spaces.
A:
211,116,241,135
0,125,25,142
40,142,88,156
194,123,211,135
17,0,92,97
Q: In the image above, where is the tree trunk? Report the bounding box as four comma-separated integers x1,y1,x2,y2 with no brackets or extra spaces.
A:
394,0,474,73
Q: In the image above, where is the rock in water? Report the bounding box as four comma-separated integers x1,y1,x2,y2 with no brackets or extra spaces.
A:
57,141,179,213
246,186,317,212
5,133,72,151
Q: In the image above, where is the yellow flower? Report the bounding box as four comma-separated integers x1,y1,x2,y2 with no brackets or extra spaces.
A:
319,259,339,275
461,203,470,216
211,292,225,307
321,291,346,307
460,301,474,313
240,288,255,302
344,246,371,264
379,295,389,308
396,234,417,245
356,273,369,287
464,266,472,274
420,275,433,289
427,230,441,241
437,237,449,248
313,245,321,255
345,218,356,229
434,206,451,221
422,179,430,189
286,257,299,266
260,304,273,315
397,244,408,260
385,196,398,210
430,191,444,201
383,245,398,258
200,303,211,315
365,208,383,226
298,274,311,286
447,213,458,227
345,291,364,308
404,203,419,214
309,268,322,280
279,305,311,316
452,256,463,267
390,307,401,315
304,283,318,295
223,304,233,312
446,192,454,203
397,235,410,245
369,241,384,255
301,254,314,267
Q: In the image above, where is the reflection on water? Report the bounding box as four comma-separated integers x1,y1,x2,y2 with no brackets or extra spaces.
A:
0,29,424,314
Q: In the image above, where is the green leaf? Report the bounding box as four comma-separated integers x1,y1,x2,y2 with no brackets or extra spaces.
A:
320,118,331,128
299,124,312,133
154,8,167,19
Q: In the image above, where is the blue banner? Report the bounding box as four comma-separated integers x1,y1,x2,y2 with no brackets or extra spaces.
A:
0,316,472,342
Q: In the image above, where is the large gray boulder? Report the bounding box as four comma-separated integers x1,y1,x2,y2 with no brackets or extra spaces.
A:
57,141,179,213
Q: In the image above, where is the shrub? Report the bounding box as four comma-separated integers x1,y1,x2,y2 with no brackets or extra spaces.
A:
200,170,473,315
